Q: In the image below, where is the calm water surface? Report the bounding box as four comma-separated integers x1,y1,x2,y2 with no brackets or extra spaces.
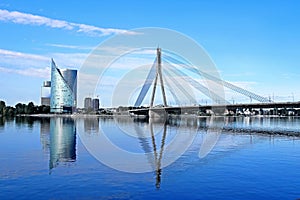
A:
0,116,299,199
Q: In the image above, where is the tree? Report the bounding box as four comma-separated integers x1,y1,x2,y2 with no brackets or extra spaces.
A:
0,101,50,116
15,103,26,114
37,105,50,114
41,105,50,113
0,100,6,115
26,102,35,114
3,106,15,117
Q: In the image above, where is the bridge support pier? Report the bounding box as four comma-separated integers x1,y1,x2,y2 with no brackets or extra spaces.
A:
149,109,168,119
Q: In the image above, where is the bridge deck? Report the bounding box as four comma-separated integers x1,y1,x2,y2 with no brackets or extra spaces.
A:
129,102,300,116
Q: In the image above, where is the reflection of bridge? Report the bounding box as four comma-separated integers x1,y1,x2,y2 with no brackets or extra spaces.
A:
129,48,300,117
110,116,300,189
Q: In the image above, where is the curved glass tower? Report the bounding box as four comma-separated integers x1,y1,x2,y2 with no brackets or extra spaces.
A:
50,59,77,113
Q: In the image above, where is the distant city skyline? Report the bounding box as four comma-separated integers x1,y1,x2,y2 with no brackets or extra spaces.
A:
0,0,300,106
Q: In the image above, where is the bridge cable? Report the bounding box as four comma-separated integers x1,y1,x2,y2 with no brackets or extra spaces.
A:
163,67,198,105
134,58,157,107
163,77,181,106
163,54,270,103
164,60,229,104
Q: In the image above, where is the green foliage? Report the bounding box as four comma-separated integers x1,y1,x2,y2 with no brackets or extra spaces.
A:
38,105,50,114
15,103,26,114
0,100,6,115
0,101,50,116
26,102,35,114
3,106,15,117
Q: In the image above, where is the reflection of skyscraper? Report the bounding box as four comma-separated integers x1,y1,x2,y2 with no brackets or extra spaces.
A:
49,117,76,170
41,81,51,106
39,118,50,153
84,118,99,133
50,59,77,113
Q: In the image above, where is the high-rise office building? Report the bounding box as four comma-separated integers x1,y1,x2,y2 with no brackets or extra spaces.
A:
84,97,100,111
92,98,100,111
41,81,51,106
50,59,77,113
84,97,92,110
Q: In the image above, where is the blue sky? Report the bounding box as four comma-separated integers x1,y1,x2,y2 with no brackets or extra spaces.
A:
0,0,299,106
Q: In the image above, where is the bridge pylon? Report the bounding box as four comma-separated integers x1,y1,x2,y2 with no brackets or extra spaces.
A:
150,48,167,108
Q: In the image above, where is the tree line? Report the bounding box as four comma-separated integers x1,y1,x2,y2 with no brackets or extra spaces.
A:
0,100,50,117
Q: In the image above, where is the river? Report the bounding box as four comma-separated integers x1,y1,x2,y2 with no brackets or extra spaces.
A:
0,116,299,199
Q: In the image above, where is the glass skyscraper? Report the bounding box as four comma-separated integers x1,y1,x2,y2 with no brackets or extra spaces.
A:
50,59,77,113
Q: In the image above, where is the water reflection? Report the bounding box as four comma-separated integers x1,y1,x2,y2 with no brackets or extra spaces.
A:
0,115,299,193
1,116,299,199
0,116,14,130
15,116,35,128
80,116,300,188
49,118,76,170
40,118,50,153
149,120,167,189
168,116,300,135
84,118,99,133
15,115,299,186
0,117,4,128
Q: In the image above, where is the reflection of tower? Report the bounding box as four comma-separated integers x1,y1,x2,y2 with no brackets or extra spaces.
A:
133,119,167,189
40,118,51,153
149,120,167,189
49,117,76,170
84,118,99,133
50,59,77,113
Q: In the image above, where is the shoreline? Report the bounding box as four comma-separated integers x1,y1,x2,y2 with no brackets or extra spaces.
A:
2,114,299,137
11,113,300,118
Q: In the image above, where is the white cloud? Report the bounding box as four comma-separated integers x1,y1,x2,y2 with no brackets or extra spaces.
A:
0,48,48,61
0,48,49,69
0,66,50,79
75,23,134,36
0,48,88,80
0,9,137,37
0,48,88,69
46,43,94,50
0,9,73,29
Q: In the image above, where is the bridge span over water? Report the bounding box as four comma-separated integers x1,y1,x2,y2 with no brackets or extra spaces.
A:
129,102,300,117
128,48,298,117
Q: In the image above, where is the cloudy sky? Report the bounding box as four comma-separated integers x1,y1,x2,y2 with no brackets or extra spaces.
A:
0,0,299,106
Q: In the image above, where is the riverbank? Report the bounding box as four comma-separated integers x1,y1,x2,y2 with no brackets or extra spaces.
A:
2,114,299,137
14,113,300,119
20,113,114,118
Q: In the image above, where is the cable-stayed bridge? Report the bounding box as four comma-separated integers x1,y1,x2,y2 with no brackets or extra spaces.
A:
129,48,300,117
